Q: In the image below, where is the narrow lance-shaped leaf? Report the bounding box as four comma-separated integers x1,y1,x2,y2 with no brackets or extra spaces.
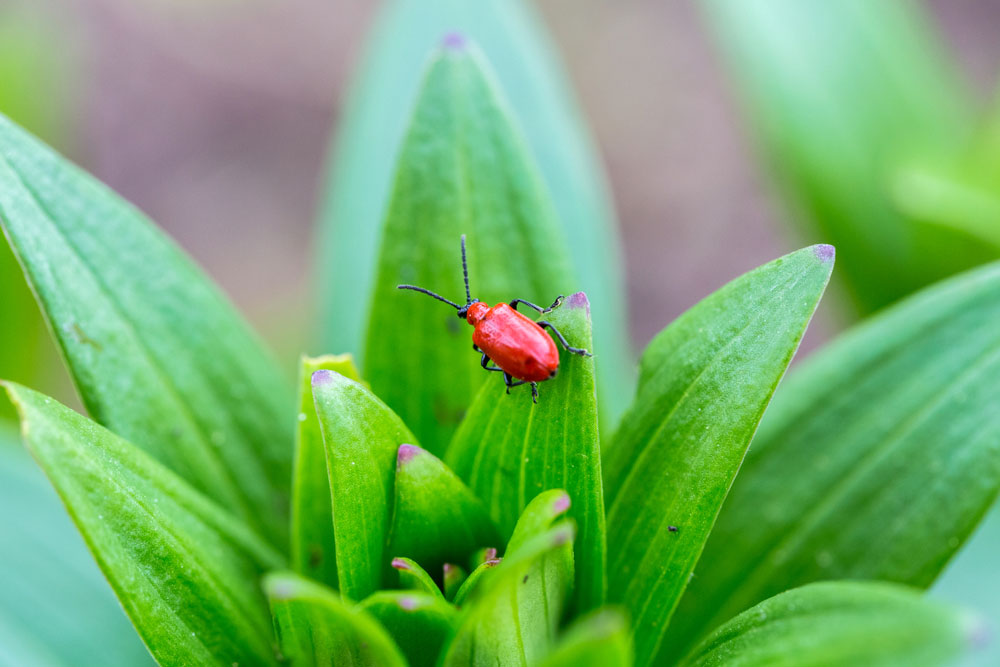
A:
363,38,576,454
0,114,294,546
388,443,501,577
538,608,633,667
264,572,406,667
5,383,283,667
680,582,980,667
603,246,834,667
290,354,360,588
700,0,984,314
0,424,153,666
666,259,1000,659
392,557,444,599
447,292,605,611
358,591,460,667
312,369,416,600
317,0,634,426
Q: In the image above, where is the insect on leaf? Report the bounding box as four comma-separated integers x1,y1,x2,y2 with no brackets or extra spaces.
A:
447,292,605,611
5,383,283,667
666,259,1000,659
290,354,360,588
603,246,834,667
363,38,577,455
0,113,294,547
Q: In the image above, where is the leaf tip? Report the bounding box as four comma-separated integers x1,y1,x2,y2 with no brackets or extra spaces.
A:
553,492,571,515
263,573,300,602
441,31,469,51
565,291,591,315
311,368,347,388
391,557,412,571
397,443,424,467
398,595,419,611
812,244,835,263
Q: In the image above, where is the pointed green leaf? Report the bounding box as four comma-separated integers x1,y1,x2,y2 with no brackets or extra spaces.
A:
312,369,416,600
317,0,633,427
538,608,633,667
447,292,605,611
443,563,468,601
442,520,576,666
452,557,502,608
667,260,1000,659
603,246,834,667
391,557,444,599
359,591,460,667
363,40,577,455
5,383,283,666
389,443,500,577
0,114,294,546
264,572,406,667
0,424,153,666
290,354,360,588
680,582,979,667
700,0,984,314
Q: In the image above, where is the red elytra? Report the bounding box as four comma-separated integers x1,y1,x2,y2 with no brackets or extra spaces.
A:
398,235,591,402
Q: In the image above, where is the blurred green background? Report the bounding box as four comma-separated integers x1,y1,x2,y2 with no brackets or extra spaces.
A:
0,0,998,664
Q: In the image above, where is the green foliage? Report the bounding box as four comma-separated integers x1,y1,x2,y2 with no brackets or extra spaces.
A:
5,383,282,666
700,0,997,316
359,591,460,667
538,609,633,667
667,260,1000,658
679,582,975,667
0,115,294,548
447,292,605,611
363,42,574,453
604,246,834,666
316,0,633,427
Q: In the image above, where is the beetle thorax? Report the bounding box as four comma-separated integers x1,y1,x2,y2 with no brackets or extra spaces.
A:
465,301,490,325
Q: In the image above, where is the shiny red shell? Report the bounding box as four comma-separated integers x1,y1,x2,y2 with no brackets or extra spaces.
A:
467,302,559,382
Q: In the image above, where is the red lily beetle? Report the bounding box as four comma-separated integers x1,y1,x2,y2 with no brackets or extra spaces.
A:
398,235,591,403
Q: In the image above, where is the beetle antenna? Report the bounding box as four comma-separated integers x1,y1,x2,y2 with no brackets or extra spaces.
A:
397,285,461,310
460,234,472,305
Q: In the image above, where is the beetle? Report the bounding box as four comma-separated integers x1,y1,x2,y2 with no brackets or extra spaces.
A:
397,235,591,403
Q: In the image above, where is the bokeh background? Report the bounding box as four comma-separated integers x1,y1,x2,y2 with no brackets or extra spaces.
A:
1,0,999,664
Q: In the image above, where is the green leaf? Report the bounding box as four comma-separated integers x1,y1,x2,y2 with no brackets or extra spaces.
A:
452,557,502,608
263,572,406,667
603,245,834,667
5,383,283,666
290,354,360,588
312,369,416,600
391,557,444,599
538,608,633,667
359,591,460,667
447,292,605,611
0,114,295,546
362,40,578,455
443,562,468,601
442,518,576,666
666,259,1000,659
700,0,986,314
0,424,153,666
679,581,978,667
316,0,633,428
389,443,500,577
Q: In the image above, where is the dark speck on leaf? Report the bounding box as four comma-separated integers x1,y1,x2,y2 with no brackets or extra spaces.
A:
668,525,679,533
308,545,323,568
522,575,529,584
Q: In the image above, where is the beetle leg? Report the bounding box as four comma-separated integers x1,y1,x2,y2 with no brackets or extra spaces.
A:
537,321,593,357
473,343,481,352
510,295,564,314
481,352,504,373
531,382,539,403
503,371,527,395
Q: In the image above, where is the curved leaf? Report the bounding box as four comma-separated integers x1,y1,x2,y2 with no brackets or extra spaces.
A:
5,383,283,666
389,443,500,577
680,582,978,667
391,557,444,599
312,369,416,600
667,260,1000,659
0,424,153,666
316,0,633,426
700,0,984,314
603,246,834,667
0,114,294,546
447,292,604,610
538,608,633,667
264,572,405,667
358,591,459,667
290,354,360,588
362,40,577,454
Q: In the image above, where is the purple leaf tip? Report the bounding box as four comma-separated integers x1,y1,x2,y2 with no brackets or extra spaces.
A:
397,443,423,466
553,493,571,514
399,596,418,611
311,369,337,387
441,31,467,50
483,547,498,562
566,291,590,313
391,558,411,571
813,244,835,263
